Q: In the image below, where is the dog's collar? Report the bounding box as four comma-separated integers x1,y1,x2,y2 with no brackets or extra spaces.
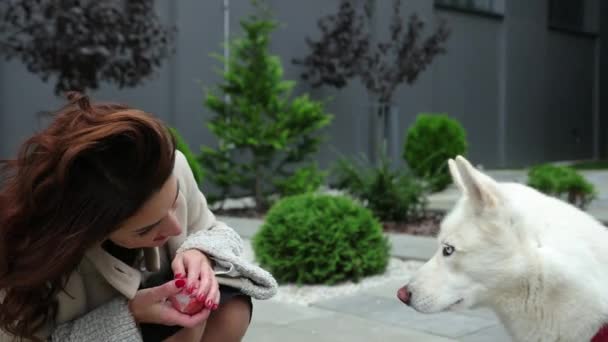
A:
592,325,608,342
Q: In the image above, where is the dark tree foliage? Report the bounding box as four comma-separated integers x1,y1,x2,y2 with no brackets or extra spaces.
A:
0,0,175,94
294,0,450,104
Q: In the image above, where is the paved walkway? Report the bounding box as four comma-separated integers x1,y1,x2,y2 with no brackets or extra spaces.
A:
223,168,608,341
246,287,510,342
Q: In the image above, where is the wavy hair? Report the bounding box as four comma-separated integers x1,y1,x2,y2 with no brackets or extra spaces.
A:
0,92,175,340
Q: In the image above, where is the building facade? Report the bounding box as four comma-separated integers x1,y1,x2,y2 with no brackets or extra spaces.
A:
0,0,603,168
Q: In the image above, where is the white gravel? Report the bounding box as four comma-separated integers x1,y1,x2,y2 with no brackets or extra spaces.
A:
242,240,423,306
269,258,422,306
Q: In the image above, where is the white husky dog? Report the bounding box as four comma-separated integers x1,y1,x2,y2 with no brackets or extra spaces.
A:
397,156,608,342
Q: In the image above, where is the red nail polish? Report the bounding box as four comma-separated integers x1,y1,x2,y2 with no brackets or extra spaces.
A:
175,279,186,288
174,273,184,279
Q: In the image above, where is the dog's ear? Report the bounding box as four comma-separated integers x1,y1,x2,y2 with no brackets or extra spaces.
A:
454,155,502,210
448,159,465,192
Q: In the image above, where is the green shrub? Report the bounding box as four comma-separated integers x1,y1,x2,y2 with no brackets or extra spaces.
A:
274,163,326,197
527,164,596,209
253,194,390,285
332,153,427,222
169,127,204,185
403,113,467,192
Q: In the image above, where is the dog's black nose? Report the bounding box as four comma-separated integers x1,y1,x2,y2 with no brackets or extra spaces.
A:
397,286,411,305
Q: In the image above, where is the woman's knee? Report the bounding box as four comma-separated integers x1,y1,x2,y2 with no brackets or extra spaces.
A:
202,296,252,341
217,296,252,330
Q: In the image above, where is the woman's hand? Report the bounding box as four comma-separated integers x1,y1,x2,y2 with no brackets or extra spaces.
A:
128,279,210,327
172,249,220,310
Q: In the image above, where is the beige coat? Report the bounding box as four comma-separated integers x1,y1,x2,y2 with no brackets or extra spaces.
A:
1,151,277,341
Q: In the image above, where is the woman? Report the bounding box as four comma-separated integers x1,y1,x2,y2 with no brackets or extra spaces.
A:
0,93,277,342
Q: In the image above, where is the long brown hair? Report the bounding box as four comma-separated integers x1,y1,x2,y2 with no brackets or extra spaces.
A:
0,92,176,340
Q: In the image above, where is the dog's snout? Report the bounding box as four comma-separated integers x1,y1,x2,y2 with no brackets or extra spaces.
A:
397,286,412,305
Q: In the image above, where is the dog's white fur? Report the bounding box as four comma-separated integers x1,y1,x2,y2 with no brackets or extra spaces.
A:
399,156,608,342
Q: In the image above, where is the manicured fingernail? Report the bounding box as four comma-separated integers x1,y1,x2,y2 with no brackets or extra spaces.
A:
175,279,186,288
206,300,213,307
174,273,184,279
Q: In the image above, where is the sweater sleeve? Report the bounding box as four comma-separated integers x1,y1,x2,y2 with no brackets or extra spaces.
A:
173,152,277,300
49,298,141,342
0,298,141,342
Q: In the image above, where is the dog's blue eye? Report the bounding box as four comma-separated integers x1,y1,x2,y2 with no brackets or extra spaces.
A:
443,245,455,257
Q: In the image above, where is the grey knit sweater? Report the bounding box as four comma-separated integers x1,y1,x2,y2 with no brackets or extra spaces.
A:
50,298,140,342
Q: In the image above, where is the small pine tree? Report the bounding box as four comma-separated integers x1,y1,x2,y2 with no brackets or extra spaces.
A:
201,1,332,211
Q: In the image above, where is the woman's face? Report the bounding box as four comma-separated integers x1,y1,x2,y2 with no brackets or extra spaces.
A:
109,175,183,249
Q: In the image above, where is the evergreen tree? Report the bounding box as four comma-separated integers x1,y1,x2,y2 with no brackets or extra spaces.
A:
201,2,332,211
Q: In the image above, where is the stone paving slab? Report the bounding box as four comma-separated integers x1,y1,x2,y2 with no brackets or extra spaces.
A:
359,277,412,299
312,294,504,339
396,311,498,338
247,299,458,342
389,233,438,261
245,322,317,342
286,312,458,342
217,216,261,239
251,298,333,326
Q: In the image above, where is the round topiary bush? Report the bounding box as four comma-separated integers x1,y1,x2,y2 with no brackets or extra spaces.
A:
253,194,390,285
403,113,467,192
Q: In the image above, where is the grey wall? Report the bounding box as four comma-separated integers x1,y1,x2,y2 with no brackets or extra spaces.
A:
430,8,503,168
505,0,596,167
271,0,505,168
0,1,175,158
0,0,600,170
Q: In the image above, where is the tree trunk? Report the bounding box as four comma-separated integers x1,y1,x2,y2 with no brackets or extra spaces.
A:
369,101,400,167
